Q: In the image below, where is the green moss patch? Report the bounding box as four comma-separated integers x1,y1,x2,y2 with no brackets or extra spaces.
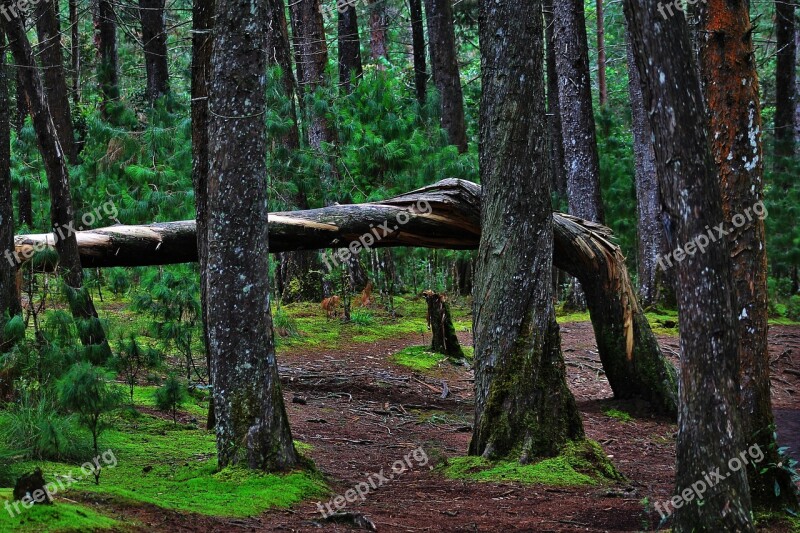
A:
0,489,120,532
443,440,622,487
392,346,447,371
602,408,633,423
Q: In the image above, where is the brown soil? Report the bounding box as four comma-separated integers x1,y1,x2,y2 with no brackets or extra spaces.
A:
78,323,800,532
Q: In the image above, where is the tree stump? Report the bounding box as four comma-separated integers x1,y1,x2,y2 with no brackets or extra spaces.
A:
13,468,52,505
422,290,464,360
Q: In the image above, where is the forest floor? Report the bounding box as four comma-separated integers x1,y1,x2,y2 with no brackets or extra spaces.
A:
3,296,800,532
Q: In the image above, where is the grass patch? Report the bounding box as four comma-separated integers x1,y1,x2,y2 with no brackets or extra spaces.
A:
602,408,633,423
392,346,446,371
0,489,120,532
556,310,591,324
442,440,622,487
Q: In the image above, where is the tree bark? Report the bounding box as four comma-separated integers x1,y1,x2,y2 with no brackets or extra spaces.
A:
470,0,584,461
625,29,669,308
35,0,77,164
191,0,215,430
0,30,22,329
552,0,604,223
409,0,426,105
423,0,467,153
18,182,31,227
15,180,678,415
266,0,301,151
69,0,80,105
698,0,798,510
596,0,607,107
775,0,796,171
544,0,567,200
95,0,119,116
624,0,754,529
368,0,388,63
207,0,297,470
1,9,111,358
338,2,363,92
140,0,170,103
422,290,463,359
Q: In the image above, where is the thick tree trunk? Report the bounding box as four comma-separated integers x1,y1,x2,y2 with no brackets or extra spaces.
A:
191,0,215,430
409,0,427,105
543,0,567,200
624,0,754,529
35,0,77,164
596,0,606,107
338,3,363,92
0,30,22,329
698,0,798,510
69,0,80,105
140,0,170,102
775,0,796,171
208,0,297,470
625,30,669,308
15,180,678,415
552,0,604,223
95,0,119,115
423,0,467,153
422,290,463,359
2,10,110,358
368,0,388,63
470,0,584,461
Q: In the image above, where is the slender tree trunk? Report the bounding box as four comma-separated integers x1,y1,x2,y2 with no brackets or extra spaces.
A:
191,0,215,429
1,11,111,357
15,65,26,131
35,0,77,164
596,0,607,107
698,0,798,510
544,0,567,200
95,0,119,115
338,2,363,92
626,30,668,308
409,0,426,105
0,30,21,327
624,0,755,529
140,0,170,103
266,0,301,151
69,0,80,106
423,0,467,152
18,182,32,227
775,0,796,171
368,0,388,63
208,0,297,470
470,0,584,462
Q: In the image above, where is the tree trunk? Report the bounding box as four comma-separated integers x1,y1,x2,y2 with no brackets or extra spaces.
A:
35,0,77,164
1,11,111,358
698,0,798,510
15,65,26,131
368,0,388,63
338,2,363,92
207,0,297,470
266,0,301,151
17,182,31,227
0,29,22,329
596,0,607,107
95,0,119,116
470,0,585,462
422,290,463,359
191,0,215,430
775,0,796,171
543,0,567,200
624,0,754,529
423,0,467,153
409,0,426,105
140,0,170,103
625,29,669,308
552,0,604,223
69,0,80,106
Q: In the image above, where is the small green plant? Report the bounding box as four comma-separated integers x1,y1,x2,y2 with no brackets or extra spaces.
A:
111,336,161,403
273,307,299,337
57,362,122,483
787,295,800,322
0,390,82,461
154,374,188,424
350,309,375,327
602,408,633,423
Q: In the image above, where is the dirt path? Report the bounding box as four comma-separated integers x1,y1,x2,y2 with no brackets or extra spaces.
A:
84,323,800,532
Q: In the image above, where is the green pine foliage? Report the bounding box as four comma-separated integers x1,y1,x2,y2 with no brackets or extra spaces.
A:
154,374,188,424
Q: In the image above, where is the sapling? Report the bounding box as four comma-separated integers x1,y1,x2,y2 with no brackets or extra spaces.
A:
154,374,188,424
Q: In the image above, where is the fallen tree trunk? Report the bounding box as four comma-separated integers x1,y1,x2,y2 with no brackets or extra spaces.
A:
14,179,677,415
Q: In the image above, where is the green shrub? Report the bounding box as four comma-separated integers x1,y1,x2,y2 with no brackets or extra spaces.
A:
154,374,188,424
0,391,83,461
350,309,375,327
273,307,299,337
788,295,800,322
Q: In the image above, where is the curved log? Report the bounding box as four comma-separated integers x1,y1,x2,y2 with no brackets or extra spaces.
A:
14,179,677,414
